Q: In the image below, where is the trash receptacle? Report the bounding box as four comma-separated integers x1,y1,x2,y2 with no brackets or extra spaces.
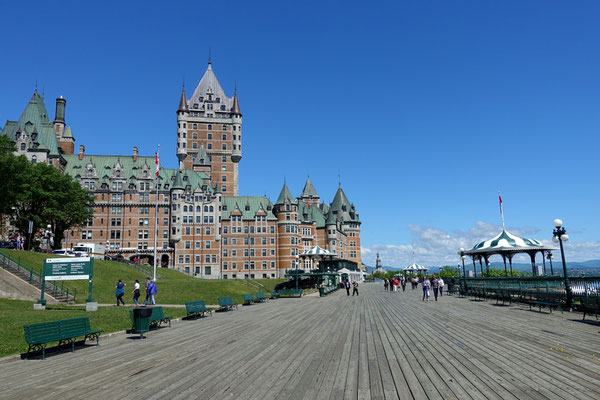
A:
319,287,325,297
133,307,152,338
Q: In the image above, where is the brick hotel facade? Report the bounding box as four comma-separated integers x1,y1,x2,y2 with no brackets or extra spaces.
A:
1,61,362,278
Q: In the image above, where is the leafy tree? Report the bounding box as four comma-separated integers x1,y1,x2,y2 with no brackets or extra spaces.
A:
0,136,28,218
11,161,94,249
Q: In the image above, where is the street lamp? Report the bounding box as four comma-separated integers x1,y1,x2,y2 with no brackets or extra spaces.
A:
552,219,572,310
295,254,299,290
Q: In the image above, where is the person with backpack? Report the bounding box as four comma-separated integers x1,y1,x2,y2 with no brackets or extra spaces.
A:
345,280,351,296
383,279,389,291
352,280,359,296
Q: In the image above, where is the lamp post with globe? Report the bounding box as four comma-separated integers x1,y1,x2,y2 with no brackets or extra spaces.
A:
458,248,467,293
552,219,572,310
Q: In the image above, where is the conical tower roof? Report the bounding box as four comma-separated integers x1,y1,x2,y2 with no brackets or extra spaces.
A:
171,171,184,190
231,88,241,115
189,61,234,110
192,145,210,166
275,181,296,206
178,84,188,112
301,176,318,198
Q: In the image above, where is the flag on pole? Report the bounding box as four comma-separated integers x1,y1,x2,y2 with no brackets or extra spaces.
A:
498,192,505,229
155,146,160,178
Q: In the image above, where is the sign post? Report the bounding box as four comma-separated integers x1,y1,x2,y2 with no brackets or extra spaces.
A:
37,257,96,311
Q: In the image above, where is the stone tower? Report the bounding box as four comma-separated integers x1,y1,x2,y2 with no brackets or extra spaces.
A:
176,60,242,195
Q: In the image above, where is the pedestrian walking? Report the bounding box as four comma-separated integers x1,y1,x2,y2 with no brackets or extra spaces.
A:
345,280,351,296
439,277,445,297
352,280,359,296
149,280,157,305
115,279,126,306
392,278,398,292
431,275,439,301
401,276,406,292
144,277,151,305
132,279,141,305
422,276,431,301
384,279,389,291
16,234,22,251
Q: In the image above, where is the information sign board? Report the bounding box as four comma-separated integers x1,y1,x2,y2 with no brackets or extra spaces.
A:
43,257,92,281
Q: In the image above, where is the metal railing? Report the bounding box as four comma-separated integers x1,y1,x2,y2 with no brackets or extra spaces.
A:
0,252,77,302
462,276,600,299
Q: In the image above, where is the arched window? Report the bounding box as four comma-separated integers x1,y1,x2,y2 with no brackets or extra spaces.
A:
31,155,37,163
204,206,208,212
209,206,214,212
183,206,188,212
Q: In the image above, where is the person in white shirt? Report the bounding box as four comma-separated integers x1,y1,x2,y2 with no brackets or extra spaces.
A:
438,277,445,297
132,279,141,305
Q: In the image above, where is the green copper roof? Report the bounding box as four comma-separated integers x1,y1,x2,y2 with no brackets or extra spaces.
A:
297,199,327,228
62,153,212,193
329,186,360,223
221,196,276,220
1,91,60,156
274,181,296,205
62,126,73,138
301,177,319,198
171,170,184,190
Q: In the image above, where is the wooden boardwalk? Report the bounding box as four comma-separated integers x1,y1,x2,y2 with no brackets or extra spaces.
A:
1,283,599,399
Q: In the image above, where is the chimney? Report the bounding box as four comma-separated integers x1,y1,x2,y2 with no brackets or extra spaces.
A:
133,146,138,162
54,96,66,124
78,145,85,160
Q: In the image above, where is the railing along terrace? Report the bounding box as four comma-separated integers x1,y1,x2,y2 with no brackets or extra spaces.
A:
463,276,600,299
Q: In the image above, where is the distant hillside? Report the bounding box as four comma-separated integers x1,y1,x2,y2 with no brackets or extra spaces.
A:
364,260,600,274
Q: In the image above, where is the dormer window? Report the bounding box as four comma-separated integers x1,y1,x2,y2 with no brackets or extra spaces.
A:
183,175,188,181
31,133,37,141
143,171,148,178
223,205,228,211
116,170,121,177
199,97,203,102
193,104,198,109
216,98,220,103
220,105,226,111
245,205,250,211
20,143,26,150
207,104,213,110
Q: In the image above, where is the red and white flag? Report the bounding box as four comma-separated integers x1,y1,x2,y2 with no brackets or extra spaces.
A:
498,192,505,228
155,146,160,178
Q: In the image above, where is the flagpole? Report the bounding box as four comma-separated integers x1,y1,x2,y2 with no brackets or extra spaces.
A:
498,191,505,230
153,144,160,282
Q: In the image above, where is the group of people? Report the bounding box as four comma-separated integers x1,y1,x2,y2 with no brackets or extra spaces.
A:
382,275,446,302
419,275,444,301
4,233,24,250
383,277,406,292
115,277,157,306
342,280,359,296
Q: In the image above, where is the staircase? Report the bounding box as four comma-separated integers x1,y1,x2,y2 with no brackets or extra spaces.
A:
0,252,77,304
245,278,266,291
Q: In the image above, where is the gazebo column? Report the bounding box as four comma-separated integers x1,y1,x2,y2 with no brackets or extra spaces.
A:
529,252,536,276
478,257,484,276
472,257,477,278
508,255,514,276
484,256,490,276
502,255,508,277
549,253,554,276
542,250,547,276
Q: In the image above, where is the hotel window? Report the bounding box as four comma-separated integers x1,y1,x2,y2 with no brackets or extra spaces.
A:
208,143,212,149
208,133,212,139
222,134,227,140
185,241,190,249
205,241,210,249
222,185,226,192
205,255,210,263
193,133,197,139
222,144,227,150
193,124,197,129
222,156,226,162
221,165,227,171
110,230,120,239
207,104,213,110
207,124,212,130
222,125,227,131
192,143,197,149
163,230,168,238
222,176,226,182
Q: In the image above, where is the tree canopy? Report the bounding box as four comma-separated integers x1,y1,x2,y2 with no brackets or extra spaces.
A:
0,141,94,249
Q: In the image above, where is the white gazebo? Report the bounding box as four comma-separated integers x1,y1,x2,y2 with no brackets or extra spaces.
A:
299,245,336,271
462,229,556,276
337,267,364,283
403,263,428,274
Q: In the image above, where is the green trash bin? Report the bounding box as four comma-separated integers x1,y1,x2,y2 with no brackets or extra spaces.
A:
319,287,325,297
133,307,152,339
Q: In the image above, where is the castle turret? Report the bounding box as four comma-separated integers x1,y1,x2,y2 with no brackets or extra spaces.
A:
300,176,319,208
176,85,189,169
230,88,242,194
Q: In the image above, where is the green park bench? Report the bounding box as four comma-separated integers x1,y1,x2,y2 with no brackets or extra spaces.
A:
270,290,279,299
218,296,238,311
319,286,337,297
278,289,303,298
243,293,256,305
129,306,173,330
521,291,562,314
578,297,600,320
255,292,267,302
496,288,513,306
185,300,212,319
23,317,102,360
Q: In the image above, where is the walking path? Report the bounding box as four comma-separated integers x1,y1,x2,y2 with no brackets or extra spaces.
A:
1,283,599,399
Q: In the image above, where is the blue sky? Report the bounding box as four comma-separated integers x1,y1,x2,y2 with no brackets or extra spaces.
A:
1,1,599,266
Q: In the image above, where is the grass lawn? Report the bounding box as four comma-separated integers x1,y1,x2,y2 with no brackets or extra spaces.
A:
0,298,188,358
0,249,285,305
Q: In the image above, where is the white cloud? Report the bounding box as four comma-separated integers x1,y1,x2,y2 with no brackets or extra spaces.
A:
361,221,600,267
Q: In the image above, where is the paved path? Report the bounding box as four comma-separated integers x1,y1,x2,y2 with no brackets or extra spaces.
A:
1,283,599,399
